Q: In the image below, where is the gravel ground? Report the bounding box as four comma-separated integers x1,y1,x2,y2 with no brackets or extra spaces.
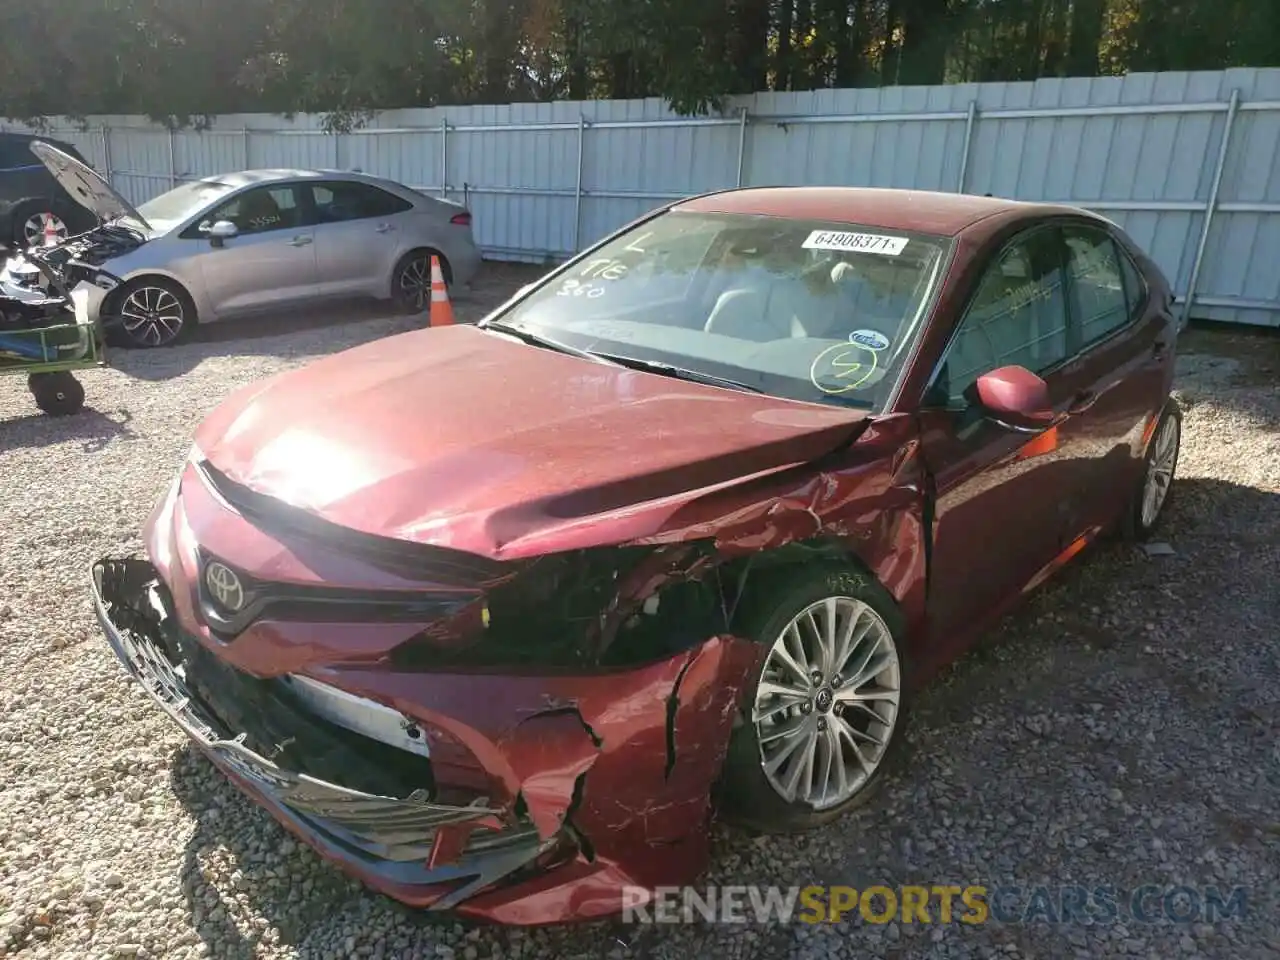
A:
1,274,1277,960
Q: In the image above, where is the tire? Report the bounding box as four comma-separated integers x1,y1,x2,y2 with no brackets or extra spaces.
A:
28,371,85,416
107,277,196,349
9,198,83,249
718,564,910,834
391,249,450,314
1123,400,1182,540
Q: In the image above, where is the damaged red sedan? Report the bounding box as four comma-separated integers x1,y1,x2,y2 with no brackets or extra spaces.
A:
91,187,1182,924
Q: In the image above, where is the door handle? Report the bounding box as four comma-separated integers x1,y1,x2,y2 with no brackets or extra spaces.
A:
374,223,394,234
287,236,313,247
1067,389,1098,415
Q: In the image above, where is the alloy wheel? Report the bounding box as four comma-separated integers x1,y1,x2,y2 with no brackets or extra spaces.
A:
397,256,431,311
119,286,186,347
23,212,67,247
753,596,901,810
1140,413,1179,529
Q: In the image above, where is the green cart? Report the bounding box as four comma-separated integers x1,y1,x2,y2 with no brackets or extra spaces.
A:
0,311,104,415
1,256,109,416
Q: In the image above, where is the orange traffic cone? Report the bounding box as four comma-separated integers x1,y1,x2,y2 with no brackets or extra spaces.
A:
428,255,455,327
42,214,59,247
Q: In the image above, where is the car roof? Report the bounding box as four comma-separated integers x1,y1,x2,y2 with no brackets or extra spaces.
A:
673,187,1095,238
190,168,407,190
1,131,79,152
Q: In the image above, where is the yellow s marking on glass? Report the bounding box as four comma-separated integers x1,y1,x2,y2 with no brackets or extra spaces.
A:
809,341,879,395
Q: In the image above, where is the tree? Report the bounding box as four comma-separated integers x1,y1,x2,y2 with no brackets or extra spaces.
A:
1,0,1278,124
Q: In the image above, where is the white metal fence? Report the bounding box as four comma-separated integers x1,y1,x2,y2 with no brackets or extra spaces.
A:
10,68,1280,326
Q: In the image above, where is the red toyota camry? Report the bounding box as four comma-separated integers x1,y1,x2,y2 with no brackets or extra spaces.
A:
91,187,1181,924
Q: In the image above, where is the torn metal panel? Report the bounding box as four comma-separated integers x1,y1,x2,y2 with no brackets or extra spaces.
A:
504,710,601,839
99,553,771,922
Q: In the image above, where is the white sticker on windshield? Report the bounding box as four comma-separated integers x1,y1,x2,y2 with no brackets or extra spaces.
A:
802,230,909,256
848,329,891,351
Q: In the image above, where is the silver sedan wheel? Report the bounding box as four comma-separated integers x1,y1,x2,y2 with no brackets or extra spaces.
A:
397,255,431,310
753,596,901,810
23,212,67,247
1140,413,1179,529
119,286,185,347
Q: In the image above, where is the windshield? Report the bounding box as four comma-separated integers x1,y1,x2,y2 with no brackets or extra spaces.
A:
488,211,950,410
137,179,238,231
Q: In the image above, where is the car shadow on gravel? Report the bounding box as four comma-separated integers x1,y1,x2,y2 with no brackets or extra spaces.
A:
915,474,1279,715
0,405,134,452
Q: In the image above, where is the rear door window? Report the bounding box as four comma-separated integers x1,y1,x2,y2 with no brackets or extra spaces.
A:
1063,227,1133,347
311,182,412,223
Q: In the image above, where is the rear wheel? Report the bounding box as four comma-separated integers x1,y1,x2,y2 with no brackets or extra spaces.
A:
718,566,909,833
391,249,449,313
1124,401,1182,539
110,278,195,348
28,371,85,416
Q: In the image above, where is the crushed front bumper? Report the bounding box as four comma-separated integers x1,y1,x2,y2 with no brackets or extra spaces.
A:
91,558,555,915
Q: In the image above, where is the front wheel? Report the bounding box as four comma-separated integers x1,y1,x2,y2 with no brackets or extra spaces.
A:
110,278,195,348
718,566,909,833
28,371,85,416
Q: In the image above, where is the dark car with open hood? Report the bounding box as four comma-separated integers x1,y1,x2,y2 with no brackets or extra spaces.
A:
90,186,1181,924
0,132,101,249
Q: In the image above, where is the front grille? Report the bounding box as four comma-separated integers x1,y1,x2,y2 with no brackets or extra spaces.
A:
194,549,476,637
95,557,551,908
197,461,513,588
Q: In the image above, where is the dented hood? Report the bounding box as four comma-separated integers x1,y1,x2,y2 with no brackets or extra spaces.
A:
195,325,868,558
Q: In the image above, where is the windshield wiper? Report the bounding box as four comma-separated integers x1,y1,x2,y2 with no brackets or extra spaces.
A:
481,321,616,365
587,352,765,394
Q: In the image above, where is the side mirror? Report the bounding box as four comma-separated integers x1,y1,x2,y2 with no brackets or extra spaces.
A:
207,220,239,247
969,365,1056,432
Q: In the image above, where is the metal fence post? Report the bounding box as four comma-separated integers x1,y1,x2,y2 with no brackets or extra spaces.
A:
1182,88,1240,328
957,100,978,193
334,131,340,168
167,128,177,188
242,127,251,169
735,107,749,187
572,115,586,253
440,119,449,198
100,125,112,183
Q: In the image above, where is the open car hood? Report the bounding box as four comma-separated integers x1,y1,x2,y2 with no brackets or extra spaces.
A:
193,325,870,560
30,140,151,230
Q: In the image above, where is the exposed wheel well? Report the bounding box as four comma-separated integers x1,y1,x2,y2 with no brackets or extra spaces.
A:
719,538,877,627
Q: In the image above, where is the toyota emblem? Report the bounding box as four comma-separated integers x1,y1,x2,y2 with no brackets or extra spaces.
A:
204,561,245,612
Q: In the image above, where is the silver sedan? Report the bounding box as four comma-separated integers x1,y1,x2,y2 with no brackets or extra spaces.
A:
20,143,482,347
